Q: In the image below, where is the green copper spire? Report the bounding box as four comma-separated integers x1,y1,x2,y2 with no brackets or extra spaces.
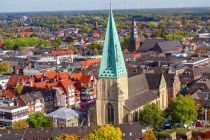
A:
99,6,127,79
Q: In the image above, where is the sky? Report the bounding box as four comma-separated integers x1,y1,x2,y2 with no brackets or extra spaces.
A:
0,0,210,13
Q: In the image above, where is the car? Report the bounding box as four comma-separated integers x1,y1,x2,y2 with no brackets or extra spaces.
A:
196,120,204,127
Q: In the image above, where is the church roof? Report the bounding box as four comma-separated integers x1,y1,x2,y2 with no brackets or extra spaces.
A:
98,7,127,79
125,90,159,110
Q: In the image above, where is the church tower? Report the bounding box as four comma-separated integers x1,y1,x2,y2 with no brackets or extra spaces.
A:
96,6,128,126
129,18,141,53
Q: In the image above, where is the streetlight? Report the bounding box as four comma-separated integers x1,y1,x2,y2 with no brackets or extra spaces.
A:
205,108,208,127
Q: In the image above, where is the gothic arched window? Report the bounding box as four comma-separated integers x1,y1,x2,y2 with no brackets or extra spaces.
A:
106,103,114,124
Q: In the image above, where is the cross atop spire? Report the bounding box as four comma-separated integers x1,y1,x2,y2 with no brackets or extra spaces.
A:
98,6,127,79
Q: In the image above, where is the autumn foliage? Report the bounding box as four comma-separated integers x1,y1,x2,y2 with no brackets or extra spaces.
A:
54,133,78,140
12,120,29,129
83,124,122,140
142,130,157,140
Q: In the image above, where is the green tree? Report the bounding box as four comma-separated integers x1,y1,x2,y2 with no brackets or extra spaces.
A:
139,103,165,131
197,25,203,30
164,34,174,41
0,62,12,75
146,21,158,28
90,42,102,55
4,37,49,50
53,37,62,47
69,42,75,50
169,95,198,126
27,112,53,128
12,120,29,129
121,36,130,52
83,124,122,140
55,133,78,140
142,130,157,140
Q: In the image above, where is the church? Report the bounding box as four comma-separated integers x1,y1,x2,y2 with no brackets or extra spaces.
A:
94,7,169,126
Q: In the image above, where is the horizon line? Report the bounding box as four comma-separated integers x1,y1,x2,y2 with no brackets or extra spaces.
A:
0,6,209,14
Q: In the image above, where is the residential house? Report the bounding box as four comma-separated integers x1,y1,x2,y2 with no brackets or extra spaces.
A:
0,90,16,107
140,39,163,52
58,79,79,107
154,41,182,54
72,73,96,102
0,106,29,127
182,57,209,68
18,93,43,114
50,50,75,64
0,75,10,90
47,107,80,127
180,66,210,84
21,87,54,113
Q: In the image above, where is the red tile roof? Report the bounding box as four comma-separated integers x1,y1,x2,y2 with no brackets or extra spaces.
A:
72,73,91,84
2,90,16,100
34,74,44,79
7,76,19,86
18,32,33,36
80,74,91,84
46,71,57,80
81,58,101,67
92,32,100,37
21,75,28,86
133,54,141,59
58,79,74,94
34,81,47,88
81,60,92,67
51,50,75,56
72,73,83,81
81,44,89,47
58,72,70,80
46,82,58,89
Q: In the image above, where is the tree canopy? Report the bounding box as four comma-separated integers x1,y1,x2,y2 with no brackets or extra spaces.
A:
27,112,53,128
142,130,157,140
168,95,198,125
15,85,23,95
12,120,29,129
53,37,62,47
139,103,165,131
4,37,49,50
83,124,122,140
0,62,13,75
89,42,102,55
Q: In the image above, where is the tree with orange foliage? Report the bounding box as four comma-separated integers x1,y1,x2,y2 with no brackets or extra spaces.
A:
15,85,23,95
142,130,157,140
54,133,78,140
